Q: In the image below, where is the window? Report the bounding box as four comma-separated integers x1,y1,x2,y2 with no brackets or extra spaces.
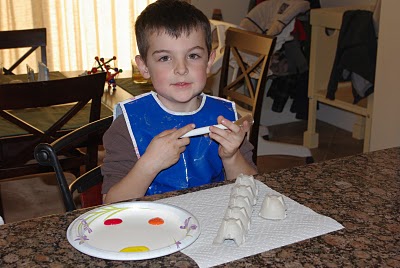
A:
0,0,156,74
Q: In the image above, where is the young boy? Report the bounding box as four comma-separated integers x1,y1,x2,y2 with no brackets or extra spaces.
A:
102,0,257,204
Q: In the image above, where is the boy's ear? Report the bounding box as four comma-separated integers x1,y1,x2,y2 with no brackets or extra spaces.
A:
135,55,151,79
206,49,217,75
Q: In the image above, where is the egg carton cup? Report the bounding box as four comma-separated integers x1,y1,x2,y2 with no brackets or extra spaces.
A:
259,194,287,220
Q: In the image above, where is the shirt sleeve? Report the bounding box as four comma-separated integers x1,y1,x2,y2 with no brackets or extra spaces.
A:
239,138,258,171
101,115,138,194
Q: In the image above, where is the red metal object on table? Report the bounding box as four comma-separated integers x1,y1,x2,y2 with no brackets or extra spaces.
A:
88,56,123,91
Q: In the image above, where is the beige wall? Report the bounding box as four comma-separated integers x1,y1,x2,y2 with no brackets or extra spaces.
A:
370,0,400,151
191,0,249,25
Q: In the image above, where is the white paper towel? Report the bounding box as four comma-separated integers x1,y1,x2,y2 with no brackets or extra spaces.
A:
157,180,344,268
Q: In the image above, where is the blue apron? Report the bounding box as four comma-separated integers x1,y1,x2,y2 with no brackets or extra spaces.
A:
115,92,237,195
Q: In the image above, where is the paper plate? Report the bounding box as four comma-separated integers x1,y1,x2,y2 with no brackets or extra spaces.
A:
67,201,200,260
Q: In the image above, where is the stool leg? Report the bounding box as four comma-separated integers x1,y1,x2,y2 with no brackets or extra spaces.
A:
304,97,319,148
352,116,366,140
363,94,374,152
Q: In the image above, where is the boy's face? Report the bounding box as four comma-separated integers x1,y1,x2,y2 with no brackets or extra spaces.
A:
136,28,215,112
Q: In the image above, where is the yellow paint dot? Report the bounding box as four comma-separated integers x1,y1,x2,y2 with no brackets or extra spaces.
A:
120,246,150,252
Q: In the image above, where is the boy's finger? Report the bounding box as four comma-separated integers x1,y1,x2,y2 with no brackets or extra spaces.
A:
157,128,177,138
175,124,196,138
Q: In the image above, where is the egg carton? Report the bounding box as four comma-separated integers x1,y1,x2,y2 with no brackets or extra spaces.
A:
213,174,258,246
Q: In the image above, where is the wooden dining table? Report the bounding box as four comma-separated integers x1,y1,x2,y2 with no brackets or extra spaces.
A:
0,147,398,267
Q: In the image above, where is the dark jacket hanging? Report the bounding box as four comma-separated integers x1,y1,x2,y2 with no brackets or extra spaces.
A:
327,10,377,104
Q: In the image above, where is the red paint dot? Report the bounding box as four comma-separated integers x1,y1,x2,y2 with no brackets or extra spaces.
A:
104,218,123,225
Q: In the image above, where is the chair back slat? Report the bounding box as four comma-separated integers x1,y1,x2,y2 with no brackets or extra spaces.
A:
0,73,105,109
0,28,47,74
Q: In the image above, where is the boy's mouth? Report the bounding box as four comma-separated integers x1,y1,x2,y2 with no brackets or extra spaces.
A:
172,82,191,87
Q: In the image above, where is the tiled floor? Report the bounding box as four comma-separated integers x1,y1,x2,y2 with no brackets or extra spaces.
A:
0,119,363,223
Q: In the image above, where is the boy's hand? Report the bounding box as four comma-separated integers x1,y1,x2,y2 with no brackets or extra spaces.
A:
142,124,195,174
209,115,251,159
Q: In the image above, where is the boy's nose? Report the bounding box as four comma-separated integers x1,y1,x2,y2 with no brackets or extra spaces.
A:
174,61,188,75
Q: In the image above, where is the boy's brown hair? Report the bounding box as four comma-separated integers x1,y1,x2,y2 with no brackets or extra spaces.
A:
135,0,212,62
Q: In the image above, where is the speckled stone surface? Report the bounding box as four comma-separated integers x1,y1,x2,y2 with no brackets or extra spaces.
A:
1,147,399,267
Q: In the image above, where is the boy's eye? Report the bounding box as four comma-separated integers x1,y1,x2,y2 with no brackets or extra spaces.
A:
158,55,170,62
188,53,200,60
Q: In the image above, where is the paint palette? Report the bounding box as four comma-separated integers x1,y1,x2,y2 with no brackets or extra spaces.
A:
67,201,200,260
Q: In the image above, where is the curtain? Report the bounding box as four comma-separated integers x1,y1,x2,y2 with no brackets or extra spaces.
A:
0,0,156,74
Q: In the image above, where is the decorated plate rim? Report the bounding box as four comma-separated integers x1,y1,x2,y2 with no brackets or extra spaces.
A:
66,201,201,260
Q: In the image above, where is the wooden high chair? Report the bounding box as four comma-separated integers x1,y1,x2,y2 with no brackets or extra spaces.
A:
219,27,313,164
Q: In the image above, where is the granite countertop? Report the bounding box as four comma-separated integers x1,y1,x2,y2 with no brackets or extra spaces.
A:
1,147,399,267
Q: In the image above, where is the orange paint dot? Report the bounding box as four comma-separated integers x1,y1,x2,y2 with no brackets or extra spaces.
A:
148,217,164,225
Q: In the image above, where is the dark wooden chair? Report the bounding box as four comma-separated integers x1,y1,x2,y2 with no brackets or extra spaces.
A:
218,27,313,164
35,116,113,211
0,72,107,180
0,28,47,75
